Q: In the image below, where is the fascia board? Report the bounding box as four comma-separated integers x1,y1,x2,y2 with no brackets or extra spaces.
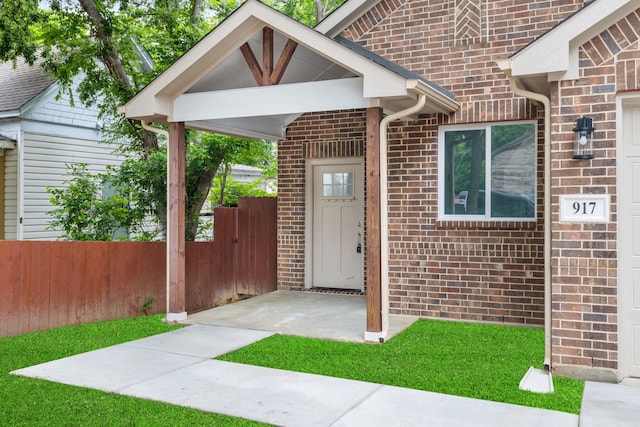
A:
511,42,569,77
172,78,371,122
410,80,460,114
315,0,382,37
124,2,266,118
18,81,59,118
510,0,635,80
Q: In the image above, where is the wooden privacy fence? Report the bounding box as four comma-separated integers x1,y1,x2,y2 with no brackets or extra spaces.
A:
0,197,277,338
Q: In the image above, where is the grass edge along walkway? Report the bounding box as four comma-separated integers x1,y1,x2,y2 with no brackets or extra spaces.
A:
219,318,584,414
0,315,267,426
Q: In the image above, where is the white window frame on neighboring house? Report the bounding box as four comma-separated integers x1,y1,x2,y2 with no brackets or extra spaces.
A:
438,121,538,221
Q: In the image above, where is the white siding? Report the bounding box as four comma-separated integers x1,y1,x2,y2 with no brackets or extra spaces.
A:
0,120,20,239
21,79,101,129
22,132,122,240
3,147,18,239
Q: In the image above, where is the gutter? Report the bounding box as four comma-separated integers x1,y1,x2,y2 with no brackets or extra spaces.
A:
497,60,554,391
379,83,427,342
141,120,169,139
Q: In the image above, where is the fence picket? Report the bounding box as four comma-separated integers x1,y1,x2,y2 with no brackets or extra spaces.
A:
0,197,277,338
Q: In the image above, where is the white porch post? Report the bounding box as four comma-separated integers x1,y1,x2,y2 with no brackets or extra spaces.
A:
166,121,187,321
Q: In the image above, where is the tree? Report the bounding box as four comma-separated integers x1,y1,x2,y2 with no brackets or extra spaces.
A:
47,164,151,241
1,0,342,240
268,0,345,26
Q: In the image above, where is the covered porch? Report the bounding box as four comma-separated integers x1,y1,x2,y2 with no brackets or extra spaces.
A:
182,290,418,343
119,0,458,342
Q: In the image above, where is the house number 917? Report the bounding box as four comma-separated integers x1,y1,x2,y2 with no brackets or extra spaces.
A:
572,201,596,215
560,195,609,222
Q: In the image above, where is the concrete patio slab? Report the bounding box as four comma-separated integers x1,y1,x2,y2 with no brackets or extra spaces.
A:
579,380,640,427
332,385,579,427
183,290,418,343
121,359,382,427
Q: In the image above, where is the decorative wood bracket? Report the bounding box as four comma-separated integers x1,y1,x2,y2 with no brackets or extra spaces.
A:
240,27,298,86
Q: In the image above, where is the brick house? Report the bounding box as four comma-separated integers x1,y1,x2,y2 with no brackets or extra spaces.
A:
121,0,640,382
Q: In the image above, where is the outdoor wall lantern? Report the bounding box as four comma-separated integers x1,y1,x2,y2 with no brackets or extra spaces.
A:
573,116,595,160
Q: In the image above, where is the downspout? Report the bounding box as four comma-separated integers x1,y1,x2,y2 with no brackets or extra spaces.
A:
379,88,427,342
500,65,552,372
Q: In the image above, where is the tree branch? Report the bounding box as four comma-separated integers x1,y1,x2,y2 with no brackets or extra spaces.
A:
78,0,132,89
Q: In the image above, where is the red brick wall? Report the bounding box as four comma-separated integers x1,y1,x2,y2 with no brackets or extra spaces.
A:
279,0,632,362
278,110,367,290
342,0,585,325
383,116,545,325
549,9,640,377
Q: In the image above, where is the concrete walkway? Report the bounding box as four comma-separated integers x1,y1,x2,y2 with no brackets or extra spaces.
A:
579,379,640,427
10,291,640,426
13,324,580,427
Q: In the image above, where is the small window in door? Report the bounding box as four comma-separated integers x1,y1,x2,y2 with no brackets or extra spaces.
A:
322,172,354,199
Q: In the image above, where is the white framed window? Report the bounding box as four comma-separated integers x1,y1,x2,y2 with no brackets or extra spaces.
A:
321,171,354,199
438,121,537,221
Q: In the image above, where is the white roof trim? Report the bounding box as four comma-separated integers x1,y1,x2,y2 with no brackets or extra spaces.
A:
122,0,414,121
0,131,16,150
173,78,371,122
122,0,457,124
0,111,19,119
315,0,382,37
509,0,638,81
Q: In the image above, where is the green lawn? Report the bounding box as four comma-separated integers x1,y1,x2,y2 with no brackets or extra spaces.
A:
0,315,266,426
0,315,584,425
219,319,584,414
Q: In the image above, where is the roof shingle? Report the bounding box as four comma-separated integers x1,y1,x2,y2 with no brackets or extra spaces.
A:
0,57,56,114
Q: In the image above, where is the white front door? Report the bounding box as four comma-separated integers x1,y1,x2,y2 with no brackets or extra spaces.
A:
311,161,364,290
620,96,640,378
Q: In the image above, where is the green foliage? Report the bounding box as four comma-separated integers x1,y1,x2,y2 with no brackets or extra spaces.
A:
210,175,273,207
140,295,155,315
0,315,265,425
47,163,150,241
209,138,277,206
3,0,325,241
267,0,346,26
219,319,585,414
0,0,40,64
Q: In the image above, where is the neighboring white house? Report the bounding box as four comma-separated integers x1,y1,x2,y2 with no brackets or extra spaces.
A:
0,58,122,240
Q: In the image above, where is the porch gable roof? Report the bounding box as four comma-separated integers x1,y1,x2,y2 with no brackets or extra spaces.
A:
120,0,458,140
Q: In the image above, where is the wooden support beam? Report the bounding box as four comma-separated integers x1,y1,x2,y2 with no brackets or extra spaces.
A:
365,107,383,336
271,39,298,85
240,26,297,87
262,27,273,86
240,43,264,86
167,121,186,320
